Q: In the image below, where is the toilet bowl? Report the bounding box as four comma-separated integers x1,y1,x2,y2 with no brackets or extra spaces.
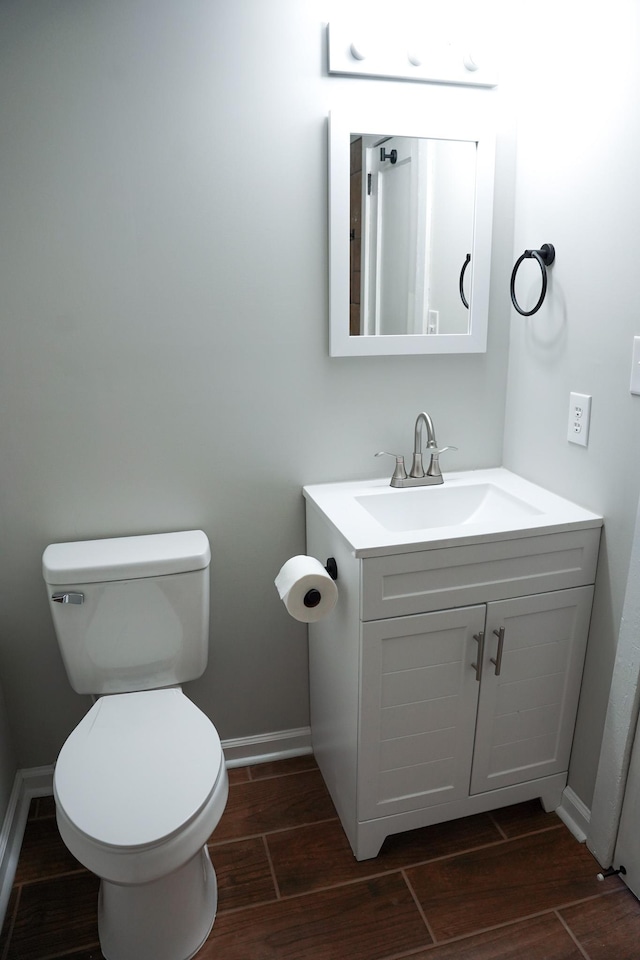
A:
54,688,228,960
43,529,227,960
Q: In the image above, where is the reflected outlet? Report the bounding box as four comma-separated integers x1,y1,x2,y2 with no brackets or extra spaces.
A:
567,392,591,447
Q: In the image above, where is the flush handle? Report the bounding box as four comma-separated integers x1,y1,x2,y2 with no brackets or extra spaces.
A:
51,592,84,605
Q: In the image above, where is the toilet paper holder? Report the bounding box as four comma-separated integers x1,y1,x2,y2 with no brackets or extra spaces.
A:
325,558,338,581
304,558,338,609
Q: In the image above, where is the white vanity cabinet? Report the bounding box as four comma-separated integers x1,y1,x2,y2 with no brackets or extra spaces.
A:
359,589,593,822
304,485,601,861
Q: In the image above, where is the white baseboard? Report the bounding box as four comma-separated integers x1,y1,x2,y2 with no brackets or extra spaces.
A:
0,766,55,929
556,785,591,843
0,727,312,929
221,726,312,767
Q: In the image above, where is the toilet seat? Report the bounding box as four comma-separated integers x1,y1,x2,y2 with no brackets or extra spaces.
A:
54,688,223,849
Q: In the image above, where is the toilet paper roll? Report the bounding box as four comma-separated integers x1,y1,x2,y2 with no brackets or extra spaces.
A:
275,555,338,623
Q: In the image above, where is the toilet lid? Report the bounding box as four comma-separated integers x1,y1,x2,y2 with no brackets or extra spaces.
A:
54,688,223,848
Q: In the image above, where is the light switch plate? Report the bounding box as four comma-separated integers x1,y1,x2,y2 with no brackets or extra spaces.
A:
630,337,640,395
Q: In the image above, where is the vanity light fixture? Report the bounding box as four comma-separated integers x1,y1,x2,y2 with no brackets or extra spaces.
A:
328,22,498,87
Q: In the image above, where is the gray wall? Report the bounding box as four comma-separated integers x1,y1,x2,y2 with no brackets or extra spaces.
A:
0,0,511,767
0,686,17,821
500,1,640,808
1,0,638,824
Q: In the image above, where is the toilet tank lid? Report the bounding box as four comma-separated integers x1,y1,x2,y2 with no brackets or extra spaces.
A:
43,530,211,584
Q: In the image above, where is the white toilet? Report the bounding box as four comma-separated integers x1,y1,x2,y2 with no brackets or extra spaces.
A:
42,529,229,960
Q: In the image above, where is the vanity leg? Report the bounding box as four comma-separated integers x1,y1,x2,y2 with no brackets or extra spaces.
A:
540,783,565,813
354,822,387,861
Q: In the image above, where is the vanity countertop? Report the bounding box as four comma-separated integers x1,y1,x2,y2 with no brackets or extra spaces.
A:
303,467,603,558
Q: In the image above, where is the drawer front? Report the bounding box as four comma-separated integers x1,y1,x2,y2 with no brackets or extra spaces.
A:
361,528,601,621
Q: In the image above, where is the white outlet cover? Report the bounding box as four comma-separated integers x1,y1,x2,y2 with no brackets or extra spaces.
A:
567,392,591,447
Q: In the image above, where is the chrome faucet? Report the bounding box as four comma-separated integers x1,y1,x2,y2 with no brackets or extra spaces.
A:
376,411,456,488
410,412,438,479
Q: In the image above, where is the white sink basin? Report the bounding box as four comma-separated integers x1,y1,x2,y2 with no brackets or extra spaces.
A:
355,482,542,532
303,468,602,557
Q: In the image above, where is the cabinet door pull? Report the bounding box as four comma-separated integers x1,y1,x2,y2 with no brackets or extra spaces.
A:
490,627,505,676
471,631,485,682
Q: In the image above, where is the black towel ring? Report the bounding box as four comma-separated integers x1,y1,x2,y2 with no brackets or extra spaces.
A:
510,243,555,316
459,253,471,309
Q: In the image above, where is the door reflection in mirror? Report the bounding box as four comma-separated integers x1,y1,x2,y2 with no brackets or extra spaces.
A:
350,134,477,337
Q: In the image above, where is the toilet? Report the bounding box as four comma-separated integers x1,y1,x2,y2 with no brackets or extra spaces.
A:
42,530,228,960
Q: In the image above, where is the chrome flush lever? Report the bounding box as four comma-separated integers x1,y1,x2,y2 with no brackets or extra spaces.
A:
51,592,84,605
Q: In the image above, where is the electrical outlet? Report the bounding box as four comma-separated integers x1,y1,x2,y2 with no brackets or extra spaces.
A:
567,392,591,447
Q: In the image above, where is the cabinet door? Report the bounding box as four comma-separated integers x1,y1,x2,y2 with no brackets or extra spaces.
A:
470,586,593,795
358,605,486,820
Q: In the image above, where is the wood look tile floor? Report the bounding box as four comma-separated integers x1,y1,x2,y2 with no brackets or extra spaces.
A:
2,756,639,959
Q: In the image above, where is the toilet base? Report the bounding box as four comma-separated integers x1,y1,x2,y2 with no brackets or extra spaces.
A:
98,845,217,960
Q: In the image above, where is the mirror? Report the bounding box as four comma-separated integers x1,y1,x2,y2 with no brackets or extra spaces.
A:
353,134,476,337
329,107,495,356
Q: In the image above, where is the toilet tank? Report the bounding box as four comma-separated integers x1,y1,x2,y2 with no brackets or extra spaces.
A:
42,530,211,696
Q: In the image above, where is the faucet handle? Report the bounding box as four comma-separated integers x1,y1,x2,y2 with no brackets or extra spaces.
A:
431,445,458,456
425,444,458,479
375,451,408,482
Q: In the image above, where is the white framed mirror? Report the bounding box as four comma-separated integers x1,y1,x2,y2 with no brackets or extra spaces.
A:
328,106,495,356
